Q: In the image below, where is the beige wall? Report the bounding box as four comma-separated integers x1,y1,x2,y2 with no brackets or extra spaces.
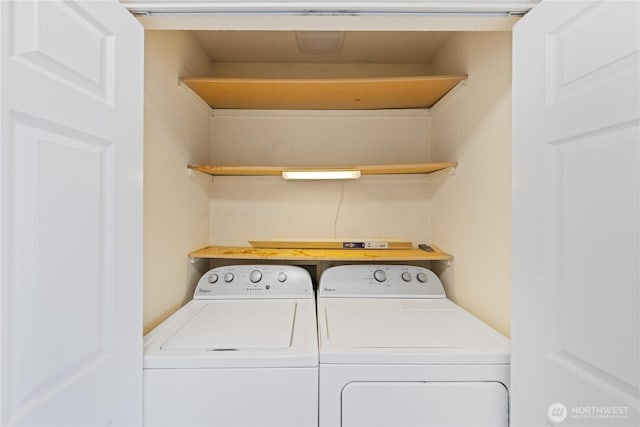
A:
143,31,213,334
429,32,513,337
208,109,434,246
210,62,433,78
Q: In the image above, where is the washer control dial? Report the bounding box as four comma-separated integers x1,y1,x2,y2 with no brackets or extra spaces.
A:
278,272,287,282
373,269,387,282
249,270,262,283
401,272,412,282
417,272,428,283
207,273,219,284
224,272,234,283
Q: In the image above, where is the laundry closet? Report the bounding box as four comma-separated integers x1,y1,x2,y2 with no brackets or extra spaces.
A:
143,27,513,338
2,1,637,426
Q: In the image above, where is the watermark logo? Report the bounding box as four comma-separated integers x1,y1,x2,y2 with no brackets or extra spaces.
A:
548,403,568,423
548,403,630,423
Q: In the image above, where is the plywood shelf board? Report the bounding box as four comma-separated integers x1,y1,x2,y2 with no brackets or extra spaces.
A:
182,75,467,110
188,162,457,177
189,246,453,262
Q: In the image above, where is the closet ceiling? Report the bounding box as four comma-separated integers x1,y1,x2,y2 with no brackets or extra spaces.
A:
193,31,454,64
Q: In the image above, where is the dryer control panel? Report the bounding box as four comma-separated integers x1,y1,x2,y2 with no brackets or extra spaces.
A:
194,265,313,299
319,265,445,298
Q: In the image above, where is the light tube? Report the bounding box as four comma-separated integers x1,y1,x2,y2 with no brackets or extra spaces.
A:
282,170,361,180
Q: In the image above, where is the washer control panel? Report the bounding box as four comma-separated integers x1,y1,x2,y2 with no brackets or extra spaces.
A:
319,265,445,298
194,265,312,299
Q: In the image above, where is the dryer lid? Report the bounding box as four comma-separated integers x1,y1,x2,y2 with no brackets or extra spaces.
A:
319,299,510,364
161,301,296,350
324,300,478,348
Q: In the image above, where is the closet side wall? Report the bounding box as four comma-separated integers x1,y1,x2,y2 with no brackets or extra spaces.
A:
429,32,513,336
143,31,212,334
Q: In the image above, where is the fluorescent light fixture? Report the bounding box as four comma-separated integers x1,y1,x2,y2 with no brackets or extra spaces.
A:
282,170,361,180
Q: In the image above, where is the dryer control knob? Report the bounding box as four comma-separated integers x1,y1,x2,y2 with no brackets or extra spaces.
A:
224,272,234,283
417,272,428,283
401,272,412,282
250,270,262,283
278,272,287,282
373,269,387,282
207,273,219,284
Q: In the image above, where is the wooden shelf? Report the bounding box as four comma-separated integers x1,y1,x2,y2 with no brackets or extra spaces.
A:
188,162,457,177
181,75,467,110
189,245,453,262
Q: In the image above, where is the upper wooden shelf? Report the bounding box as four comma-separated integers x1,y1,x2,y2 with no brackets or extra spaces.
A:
188,162,456,177
181,75,467,110
189,245,452,262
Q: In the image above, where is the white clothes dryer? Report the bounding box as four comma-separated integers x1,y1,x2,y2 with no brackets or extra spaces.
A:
144,265,318,427
317,265,510,427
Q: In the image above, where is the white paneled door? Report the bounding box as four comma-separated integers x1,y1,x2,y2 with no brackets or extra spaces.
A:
512,1,639,426
0,1,143,426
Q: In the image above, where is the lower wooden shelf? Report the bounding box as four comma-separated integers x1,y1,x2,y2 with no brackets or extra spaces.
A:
189,245,452,262
188,162,456,177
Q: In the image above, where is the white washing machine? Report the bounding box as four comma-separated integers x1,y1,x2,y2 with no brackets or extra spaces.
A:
317,265,510,427
143,265,318,427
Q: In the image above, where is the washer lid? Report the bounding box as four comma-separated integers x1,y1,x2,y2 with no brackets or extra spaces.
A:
319,299,510,364
162,301,296,350
144,299,318,369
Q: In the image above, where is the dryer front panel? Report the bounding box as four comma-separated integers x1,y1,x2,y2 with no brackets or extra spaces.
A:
341,381,508,427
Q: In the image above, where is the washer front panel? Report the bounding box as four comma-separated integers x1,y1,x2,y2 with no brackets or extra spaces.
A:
144,367,318,427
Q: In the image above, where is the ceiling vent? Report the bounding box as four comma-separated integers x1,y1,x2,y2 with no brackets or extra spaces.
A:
296,31,345,55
